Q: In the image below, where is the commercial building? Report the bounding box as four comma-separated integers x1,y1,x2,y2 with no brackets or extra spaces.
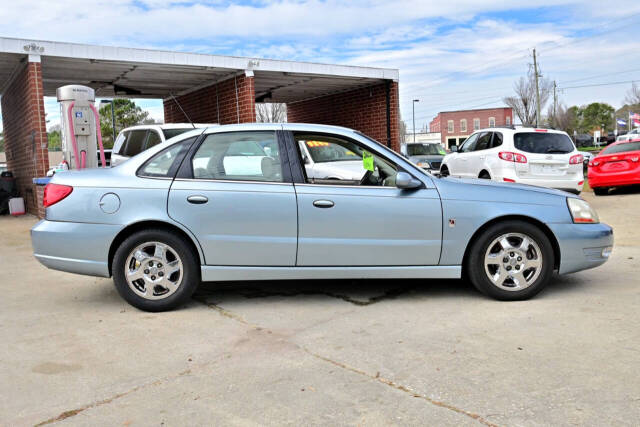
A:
0,37,399,215
429,107,513,148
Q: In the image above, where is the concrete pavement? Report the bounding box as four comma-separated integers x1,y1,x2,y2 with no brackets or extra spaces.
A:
1,190,639,426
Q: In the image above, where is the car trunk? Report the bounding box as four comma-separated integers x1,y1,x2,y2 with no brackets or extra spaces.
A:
591,151,640,175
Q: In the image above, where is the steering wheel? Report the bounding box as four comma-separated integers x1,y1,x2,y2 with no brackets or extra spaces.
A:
359,166,381,186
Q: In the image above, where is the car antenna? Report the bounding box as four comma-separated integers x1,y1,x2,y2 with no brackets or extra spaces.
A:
169,92,196,128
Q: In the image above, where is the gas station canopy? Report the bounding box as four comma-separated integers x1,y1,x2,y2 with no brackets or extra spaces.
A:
0,37,398,102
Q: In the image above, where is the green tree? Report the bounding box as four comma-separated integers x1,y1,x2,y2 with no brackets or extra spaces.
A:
47,130,61,151
0,133,4,152
580,102,615,133
99,99,152,148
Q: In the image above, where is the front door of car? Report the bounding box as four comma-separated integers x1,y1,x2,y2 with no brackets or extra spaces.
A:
451,133,478,177
167,130,298,266
468,132,493,177
287,131,442,266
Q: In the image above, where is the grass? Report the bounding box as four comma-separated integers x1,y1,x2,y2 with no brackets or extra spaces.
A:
578,146,603,152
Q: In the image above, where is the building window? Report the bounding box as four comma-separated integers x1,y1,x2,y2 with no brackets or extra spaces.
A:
506,116,511,126
447,120,454,133
489,117,496,127
460,119,467,132
473,118,480,130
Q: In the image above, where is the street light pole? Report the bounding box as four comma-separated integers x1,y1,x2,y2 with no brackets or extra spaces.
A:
412,99,419,143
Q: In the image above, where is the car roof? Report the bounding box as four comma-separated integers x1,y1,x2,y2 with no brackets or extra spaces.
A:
121,123,216,132
471,127,569,136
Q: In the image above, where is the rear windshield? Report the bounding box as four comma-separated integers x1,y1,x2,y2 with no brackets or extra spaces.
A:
407,144,446,156
162,128,193,140
601,141,640,155
514,132,575,154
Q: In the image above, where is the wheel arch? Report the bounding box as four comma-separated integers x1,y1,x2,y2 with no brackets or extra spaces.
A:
108,220,204,276
478,169,491,179
461,215,561,273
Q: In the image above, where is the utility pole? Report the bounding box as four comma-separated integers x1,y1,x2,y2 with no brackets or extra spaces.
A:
553,80,557,129
533,48,541,128
412,99,419,143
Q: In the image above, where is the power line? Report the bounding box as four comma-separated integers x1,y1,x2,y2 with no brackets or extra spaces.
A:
559,79,639,90
559,66,640,85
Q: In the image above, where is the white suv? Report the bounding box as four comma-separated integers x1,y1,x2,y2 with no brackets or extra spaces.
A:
440,127,584,193
111,123,214,167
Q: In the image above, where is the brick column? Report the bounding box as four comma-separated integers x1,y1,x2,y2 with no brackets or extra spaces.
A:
1,57,49,215
286,81,400,152
163,73,256,125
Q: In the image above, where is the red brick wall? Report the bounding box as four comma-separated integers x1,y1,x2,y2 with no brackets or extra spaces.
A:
286,81,400,152
163,74,255,124
1,60,49,216
430,107,513,145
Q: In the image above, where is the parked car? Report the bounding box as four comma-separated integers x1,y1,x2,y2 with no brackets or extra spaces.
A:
298,138,365,182
404,142,446,174
574,133,593,147
440,127,584,194
588,139,640,195
32,123,613,311
111,123,214,167
616,128,640,143
581,151,594,172
0,163,7,174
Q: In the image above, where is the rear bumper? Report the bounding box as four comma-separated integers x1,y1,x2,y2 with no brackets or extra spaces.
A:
31,220,122,278
499,170,583,192
588,171,640,188
548,222,614,274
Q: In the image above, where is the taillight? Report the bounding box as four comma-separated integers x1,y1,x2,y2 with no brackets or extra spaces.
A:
631,157,639,162
499,151,527,163
589,160,601,167
43,184,73,207
534,129,548,132
569,154,584,164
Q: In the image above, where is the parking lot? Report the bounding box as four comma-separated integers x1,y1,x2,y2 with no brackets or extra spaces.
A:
1,188,639,426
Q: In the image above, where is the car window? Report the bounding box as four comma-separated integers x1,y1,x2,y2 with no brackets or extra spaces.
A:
114,131,128,154
145,131,162,150
293,133,398,186
514,132,575,154
407,144,446,156
491,132,503,148
122,130,148,157
474,132,492,151
600,141,640,155
162,128,194,140
139,137,194,177
192,131,282,182
459,133,479,153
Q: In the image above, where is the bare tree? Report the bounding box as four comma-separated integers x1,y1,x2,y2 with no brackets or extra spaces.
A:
255,103,287,123
503,69,553,126
625,83,640,106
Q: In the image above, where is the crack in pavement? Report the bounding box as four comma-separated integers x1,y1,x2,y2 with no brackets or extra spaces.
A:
33,369,192,426
194,297,501,427
196,285,414,306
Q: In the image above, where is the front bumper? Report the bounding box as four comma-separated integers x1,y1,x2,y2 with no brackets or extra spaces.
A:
31,220,122,278
548,222,614,274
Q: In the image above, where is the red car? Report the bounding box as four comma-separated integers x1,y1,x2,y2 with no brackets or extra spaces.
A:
588,139,640,195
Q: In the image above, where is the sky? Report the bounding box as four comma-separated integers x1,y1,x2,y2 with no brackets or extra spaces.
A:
1,0,640,133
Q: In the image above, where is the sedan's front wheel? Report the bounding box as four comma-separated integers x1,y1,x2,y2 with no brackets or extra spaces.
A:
466,221,554,300
112,229,200,311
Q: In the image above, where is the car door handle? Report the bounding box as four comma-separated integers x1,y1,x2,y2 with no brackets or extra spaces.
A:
187,195,208,204
313,199,334,208
479,156,485,160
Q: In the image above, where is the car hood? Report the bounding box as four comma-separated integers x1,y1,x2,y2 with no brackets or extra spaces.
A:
432,176,577,206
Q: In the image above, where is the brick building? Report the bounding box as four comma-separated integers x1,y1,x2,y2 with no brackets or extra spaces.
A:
0,37,399,216
429,107,513,149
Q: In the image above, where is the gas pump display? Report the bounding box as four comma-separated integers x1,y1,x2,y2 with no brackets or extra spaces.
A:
56,85,106,169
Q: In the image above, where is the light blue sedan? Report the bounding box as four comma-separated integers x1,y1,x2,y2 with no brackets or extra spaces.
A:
32,124,613,311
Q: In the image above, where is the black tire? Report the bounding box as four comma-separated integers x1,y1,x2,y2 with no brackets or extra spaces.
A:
440,166,450,177
479,171,491,179
593,187,608,196
112,229,200,312
465,220,554,301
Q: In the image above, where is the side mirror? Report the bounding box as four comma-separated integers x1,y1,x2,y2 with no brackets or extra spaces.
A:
395,171,422,189
450,145,458,153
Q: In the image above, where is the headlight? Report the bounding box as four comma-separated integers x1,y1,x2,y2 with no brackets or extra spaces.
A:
417,162,430,168
567,198,599,223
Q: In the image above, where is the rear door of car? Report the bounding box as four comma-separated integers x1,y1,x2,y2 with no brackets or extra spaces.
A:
167,128,298,266
512,131,579,180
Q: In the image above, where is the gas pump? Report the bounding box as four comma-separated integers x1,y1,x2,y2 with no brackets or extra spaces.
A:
56,85,106,169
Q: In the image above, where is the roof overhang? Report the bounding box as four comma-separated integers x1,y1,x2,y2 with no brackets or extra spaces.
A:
0,37,398,103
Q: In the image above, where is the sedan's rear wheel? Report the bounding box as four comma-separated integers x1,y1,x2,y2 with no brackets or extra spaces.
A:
113,229,199,311
466,221,554,300
593,187,608,196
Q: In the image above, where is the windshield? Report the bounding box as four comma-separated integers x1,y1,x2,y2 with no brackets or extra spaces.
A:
601,141,640,155
304,140,359,163
162,128,194,139
407,143,446,156
514,132,575,154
